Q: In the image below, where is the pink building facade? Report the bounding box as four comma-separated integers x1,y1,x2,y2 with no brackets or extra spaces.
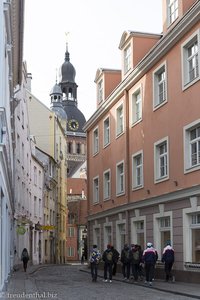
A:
84,0,200,282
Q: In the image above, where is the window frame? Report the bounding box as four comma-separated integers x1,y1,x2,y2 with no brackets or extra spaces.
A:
153,61,168,110
116,220,126,252
131,85,143,125
153,210,173,259
103,223,112,249
183,119,200,173
124,44,131,74
103,168,111,200
167,0,178,27
181,29,200,90
93,126,99,156
116,102,124,137
154,137,169,183
97,79,103,104
116,160,125,196
132,150,144,190
93,176,99,204
131,214,146,250
103,116,110,147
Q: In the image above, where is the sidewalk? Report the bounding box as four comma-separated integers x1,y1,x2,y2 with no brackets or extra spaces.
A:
80,264,200,299
1,263,200,299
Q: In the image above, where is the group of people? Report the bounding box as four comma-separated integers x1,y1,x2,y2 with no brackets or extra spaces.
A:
89,241,175,286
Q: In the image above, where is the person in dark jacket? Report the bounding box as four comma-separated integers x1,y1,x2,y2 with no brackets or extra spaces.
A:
162,241,175,282
102,244,114,282
120,244,131,280
21,248,29,272
142,242,158,286
130,244,142,281
111,246,120,276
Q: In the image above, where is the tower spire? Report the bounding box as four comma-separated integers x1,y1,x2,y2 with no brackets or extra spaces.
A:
65,32,70,61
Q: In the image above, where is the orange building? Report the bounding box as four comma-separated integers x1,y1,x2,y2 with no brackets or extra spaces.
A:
84,0,200,282
66,178,87,262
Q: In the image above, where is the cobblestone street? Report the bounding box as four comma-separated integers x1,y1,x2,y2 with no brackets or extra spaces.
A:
1,264,200,300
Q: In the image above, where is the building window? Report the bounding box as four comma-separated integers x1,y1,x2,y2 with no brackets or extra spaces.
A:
103,169,111,200
153,211,172,258
132,151,143,189
67,247,75,257
154,137,169,182
39,199,42,218
34,166,37,185
93,127,99,155
104,225,112,248
131,215,146,251
68,142,72,154
124,44,131,74
103,116,110,147
153,62,167,109
93,227,101,251
76,143,81,154
182,30,200,89
167,0,178,26
116,103,124,137
68,227,75,237
116,222,126,251
93,176,99,204
45,240,48,256
184,120,200,173
159,217,171,250
98,79,103,103
131,87,142,124
34,196,37,217
116,161,125,195
191,213,200,263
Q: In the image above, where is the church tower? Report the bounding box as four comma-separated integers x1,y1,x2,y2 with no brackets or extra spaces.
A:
50,43,86,178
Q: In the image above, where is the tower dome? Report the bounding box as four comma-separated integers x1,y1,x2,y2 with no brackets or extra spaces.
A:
60,46,76,83
50,82,67,120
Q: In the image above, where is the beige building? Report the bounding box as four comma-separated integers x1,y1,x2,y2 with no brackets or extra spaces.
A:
27,89,67,264
84,0,200,283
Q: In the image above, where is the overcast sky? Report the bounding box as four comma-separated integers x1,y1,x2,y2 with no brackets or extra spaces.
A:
24,0,163,120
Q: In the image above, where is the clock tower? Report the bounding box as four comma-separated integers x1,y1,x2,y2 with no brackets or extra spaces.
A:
50,43,86,178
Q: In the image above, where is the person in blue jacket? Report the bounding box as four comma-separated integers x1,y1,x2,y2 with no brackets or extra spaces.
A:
162,241,175,282
89,245,101,282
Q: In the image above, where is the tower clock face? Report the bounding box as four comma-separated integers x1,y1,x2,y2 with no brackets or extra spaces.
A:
68,119,79,131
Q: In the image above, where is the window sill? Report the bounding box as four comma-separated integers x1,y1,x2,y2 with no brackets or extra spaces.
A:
153,99,168,111
154,176,169,184
184,165,200,174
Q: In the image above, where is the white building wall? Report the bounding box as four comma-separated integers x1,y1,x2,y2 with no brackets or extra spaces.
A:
13,66,45,267
0,0,15,291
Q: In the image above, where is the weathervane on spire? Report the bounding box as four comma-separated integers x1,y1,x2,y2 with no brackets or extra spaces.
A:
65,31,70,51
55,68,58,83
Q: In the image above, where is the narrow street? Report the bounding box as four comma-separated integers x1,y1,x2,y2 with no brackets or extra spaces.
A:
2,264,200,300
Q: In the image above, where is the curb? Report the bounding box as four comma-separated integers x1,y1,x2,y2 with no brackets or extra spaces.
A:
79,268,200,299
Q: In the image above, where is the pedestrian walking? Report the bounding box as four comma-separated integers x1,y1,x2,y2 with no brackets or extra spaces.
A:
111,246,120,276
89,244,101,282
120,244,131,281
21,248,29,272
162,241,175,282
102,244,114,282
142,242,158,286
130,244,142,282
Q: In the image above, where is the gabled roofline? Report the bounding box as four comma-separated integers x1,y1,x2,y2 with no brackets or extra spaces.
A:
84,1,200,132
119,30,162,50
